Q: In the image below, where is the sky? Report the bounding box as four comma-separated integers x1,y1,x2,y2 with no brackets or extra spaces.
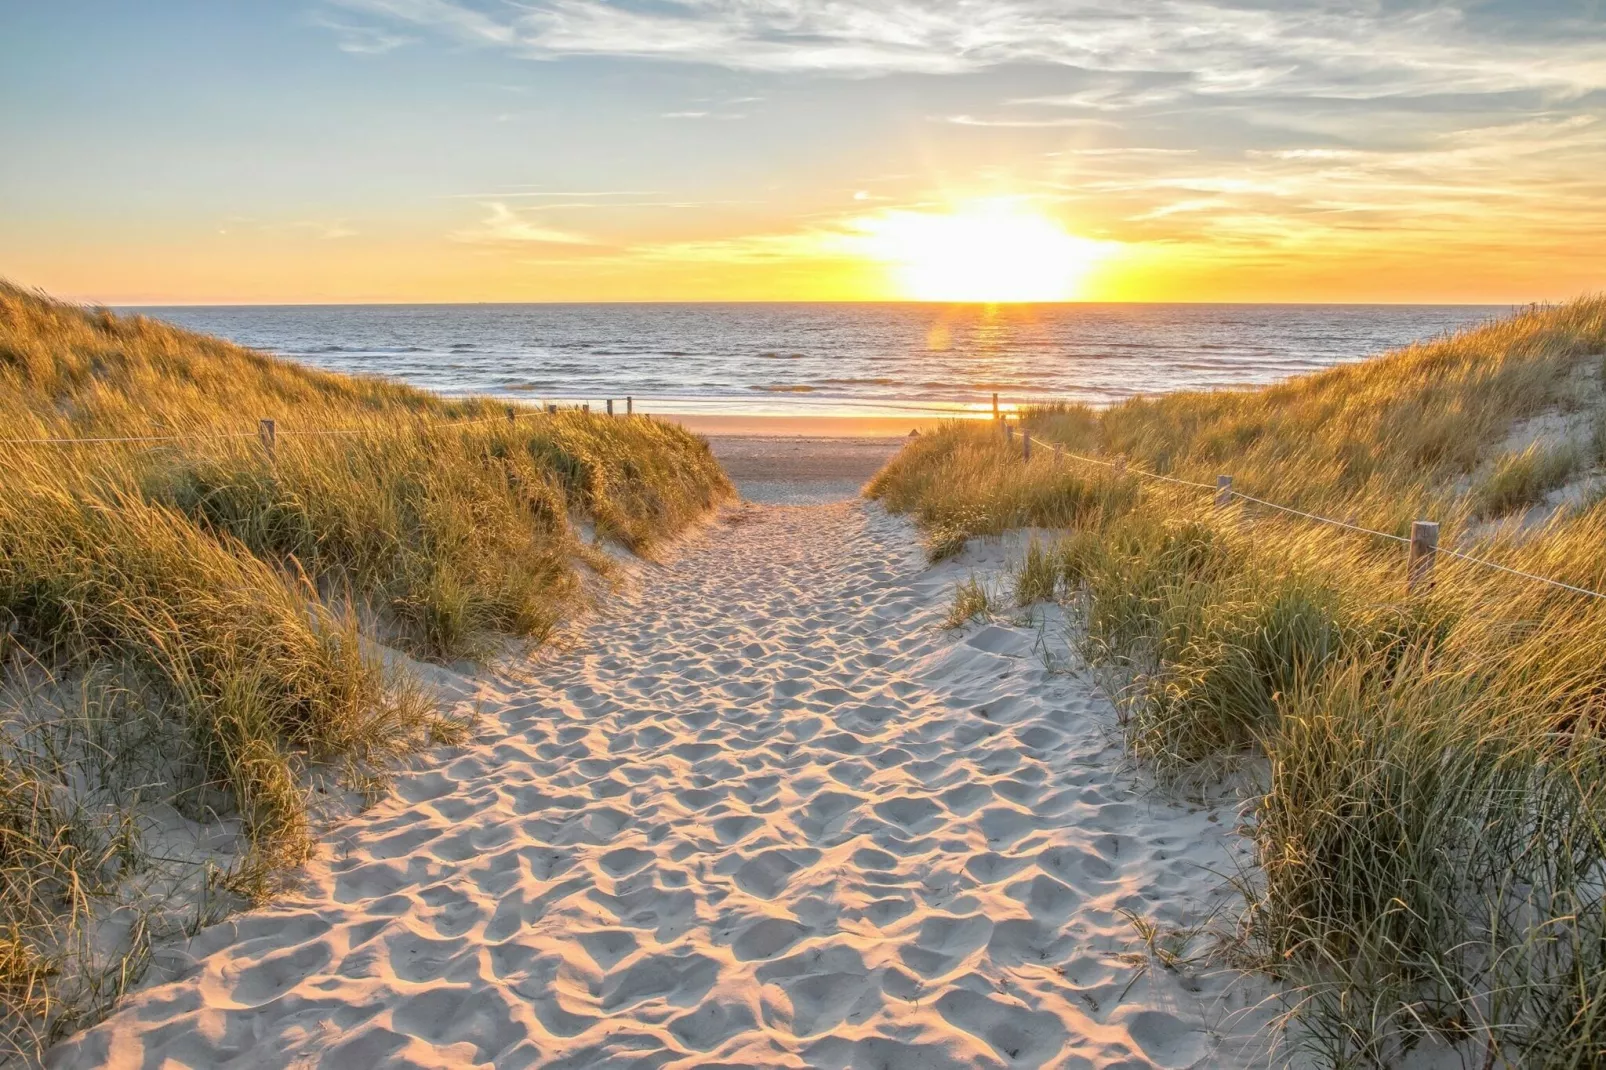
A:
2,0,1604,304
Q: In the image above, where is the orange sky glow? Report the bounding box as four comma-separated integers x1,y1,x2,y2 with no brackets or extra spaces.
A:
4,3,1604,305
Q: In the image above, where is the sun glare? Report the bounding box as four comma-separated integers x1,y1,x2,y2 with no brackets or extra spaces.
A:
856,202,1108,302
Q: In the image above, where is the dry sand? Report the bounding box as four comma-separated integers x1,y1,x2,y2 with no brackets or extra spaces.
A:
670,414,956,439
47,442,1276,1069
704,436,907,505
49,511,1271,1068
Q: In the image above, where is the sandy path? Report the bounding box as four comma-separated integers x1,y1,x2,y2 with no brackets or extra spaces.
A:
49,502,1268,1070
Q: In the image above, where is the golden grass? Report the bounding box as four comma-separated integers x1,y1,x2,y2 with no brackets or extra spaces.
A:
0,281,732,1057
867,297,1606,1066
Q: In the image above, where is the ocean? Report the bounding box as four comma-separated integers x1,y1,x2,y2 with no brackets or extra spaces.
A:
131,303,1507,417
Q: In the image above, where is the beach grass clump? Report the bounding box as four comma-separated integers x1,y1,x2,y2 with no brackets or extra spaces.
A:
866,429,1138,560
943,576,997,629
1469,442,1582,518
867,296,1606,1065
1013,536,1061,605
0,281,731,1057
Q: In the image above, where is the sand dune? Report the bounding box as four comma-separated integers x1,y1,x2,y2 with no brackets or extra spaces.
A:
48,502,1273,1069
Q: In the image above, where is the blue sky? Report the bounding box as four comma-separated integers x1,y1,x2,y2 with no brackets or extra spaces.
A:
3,1,1604,302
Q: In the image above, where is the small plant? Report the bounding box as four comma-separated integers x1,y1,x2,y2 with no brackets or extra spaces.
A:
1013,537,1059,605
943,576,995,628
926,524,972,562
1471,443,1582,517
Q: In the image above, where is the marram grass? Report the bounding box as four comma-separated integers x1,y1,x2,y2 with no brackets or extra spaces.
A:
0,282,731,1058
868,296,1606,1067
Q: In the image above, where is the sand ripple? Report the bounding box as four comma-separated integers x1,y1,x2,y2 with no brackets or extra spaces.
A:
48,502,1272,1069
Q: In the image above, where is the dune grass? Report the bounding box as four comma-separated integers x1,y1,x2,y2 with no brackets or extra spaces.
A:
867,297,1606,1066
0,282,731,1058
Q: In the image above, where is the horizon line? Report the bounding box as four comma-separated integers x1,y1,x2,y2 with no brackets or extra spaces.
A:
111,298,1523,309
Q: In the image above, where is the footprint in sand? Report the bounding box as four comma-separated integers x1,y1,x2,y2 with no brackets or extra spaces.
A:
45,503,1271,1070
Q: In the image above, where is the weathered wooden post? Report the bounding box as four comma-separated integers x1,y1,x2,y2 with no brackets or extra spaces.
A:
1022,429,1032,463
1115,454,1128,479
506,405,516,425
258,418,276,463
1005,421,1014,444
606,399,614,417
992,393,1000,421
1408,520,1439,594
547,404,558,414
1053,443,1063,465
582,403,590,413
627,396,634,416
1215,474,1234,510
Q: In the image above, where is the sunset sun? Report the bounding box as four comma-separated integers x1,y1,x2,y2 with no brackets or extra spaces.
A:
856,202,1109,303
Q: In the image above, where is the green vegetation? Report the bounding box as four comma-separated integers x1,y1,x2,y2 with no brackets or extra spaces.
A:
868,298,1606,1066
943,575,998,628
1012,536,1060,606
1470,442,1582,518
0,282,731,1057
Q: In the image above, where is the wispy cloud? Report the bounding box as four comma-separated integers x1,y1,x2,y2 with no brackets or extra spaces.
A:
219,217,360,240
309,13,415,54
322,0,1606,101
442,189,670,198
451,202,594,244
944,114,1117,129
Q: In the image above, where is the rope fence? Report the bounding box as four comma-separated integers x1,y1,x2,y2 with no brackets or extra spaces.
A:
6,386,1601,603
986,399,1606,604
0,396,639,449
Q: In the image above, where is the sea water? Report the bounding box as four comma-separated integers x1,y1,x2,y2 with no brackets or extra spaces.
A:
133,302,1506,416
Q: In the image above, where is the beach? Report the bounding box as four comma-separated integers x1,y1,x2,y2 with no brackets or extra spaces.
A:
44,435,1272,1070
683,417,924,505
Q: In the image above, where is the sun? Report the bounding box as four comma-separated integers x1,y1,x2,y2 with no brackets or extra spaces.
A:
854,201,1108,302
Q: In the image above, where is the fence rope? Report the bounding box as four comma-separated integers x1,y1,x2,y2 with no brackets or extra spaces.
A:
1224,490,1411,545
0,408,557,447
1040,438,1606,602
0,432,260,445
1433,545,1606,601
1053,447,1220,492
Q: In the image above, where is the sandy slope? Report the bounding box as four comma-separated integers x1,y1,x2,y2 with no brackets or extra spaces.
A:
48,502,1272,1070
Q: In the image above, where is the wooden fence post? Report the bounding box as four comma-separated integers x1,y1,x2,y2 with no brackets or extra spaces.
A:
1115,454,1127,479
582,403,590,413
258,418,276,463
992,393,1000,421
1053,443,1063,465
1409,520,1439,593
1215,474,1233,509
1022,429,1032,462
547,404,558,414
627,396,633,416
1005,421,1014,444
606,399,614,416
506,405,516,425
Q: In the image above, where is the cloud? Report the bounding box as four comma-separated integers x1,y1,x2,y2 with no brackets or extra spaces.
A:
944,114,1117,128
1036,112,1606,250
451,202,595,244
305,222,359,239
443,189,670,198
320,0,1606,102
309,14,416,53
221,217,360,240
